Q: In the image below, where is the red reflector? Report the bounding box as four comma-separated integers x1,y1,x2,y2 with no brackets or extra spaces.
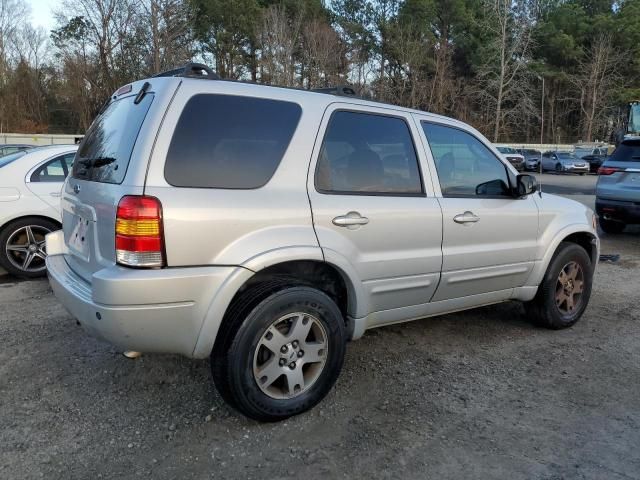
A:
598,166,620,175
116,234,162,252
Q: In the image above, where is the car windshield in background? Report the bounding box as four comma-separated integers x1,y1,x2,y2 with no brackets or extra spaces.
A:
610,140,640,162
0,150,27,168
497,147,514,153
557,153,576,160
73,92,154,184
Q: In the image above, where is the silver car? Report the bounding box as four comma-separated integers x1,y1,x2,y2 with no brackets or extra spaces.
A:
595,138,640,233
46,64,599,421
541,151,589,174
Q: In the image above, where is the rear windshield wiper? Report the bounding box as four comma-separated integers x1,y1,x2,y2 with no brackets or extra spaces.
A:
78,156,117,168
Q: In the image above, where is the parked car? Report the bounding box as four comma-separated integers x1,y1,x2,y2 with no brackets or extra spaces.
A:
0,144,33,157
595,138,640,233
518,148,542,171
46,64,599,422
496,146,525,171
574,145,608,159
541,151,589,174
0,145,77,277
582,153,608,173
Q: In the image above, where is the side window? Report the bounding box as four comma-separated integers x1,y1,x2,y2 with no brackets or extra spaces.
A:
315,111,422,195
30,153,74,182
165,94,302,189
422,122,511,197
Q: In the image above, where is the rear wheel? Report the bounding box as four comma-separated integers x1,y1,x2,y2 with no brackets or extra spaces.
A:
212,285,346,421
599,218,625,234
0,217,58,278
525,242,593,329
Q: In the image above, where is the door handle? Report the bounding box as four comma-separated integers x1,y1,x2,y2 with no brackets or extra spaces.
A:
453,211,480,224
332,211,369,229
50,192,62,197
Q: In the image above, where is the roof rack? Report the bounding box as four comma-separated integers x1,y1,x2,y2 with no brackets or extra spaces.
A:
311,85,358,97
153,63,220,80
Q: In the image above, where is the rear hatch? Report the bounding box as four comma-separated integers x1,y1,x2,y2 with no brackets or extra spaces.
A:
62,78,179,283
596,139,640,202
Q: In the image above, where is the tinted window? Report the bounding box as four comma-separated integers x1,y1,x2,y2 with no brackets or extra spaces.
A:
165,94,301,189
31,153,75,182
610,140,640,162
316,111,422,195
0,150,27,168
73,92,154,184
422,122,511,197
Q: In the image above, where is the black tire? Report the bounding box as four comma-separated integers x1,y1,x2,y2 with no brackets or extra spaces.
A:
525,242,593,329
0,217,59,278
212,285,346,422
555,163,563,173
599,218,625,234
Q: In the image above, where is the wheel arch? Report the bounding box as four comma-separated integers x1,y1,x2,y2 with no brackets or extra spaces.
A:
193,256,366,359
0,214,61,234
525,225,599,288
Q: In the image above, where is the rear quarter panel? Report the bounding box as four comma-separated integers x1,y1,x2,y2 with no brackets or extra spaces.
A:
143,81,328,268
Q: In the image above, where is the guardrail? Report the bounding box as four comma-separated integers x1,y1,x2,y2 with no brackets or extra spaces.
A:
0,133,83,145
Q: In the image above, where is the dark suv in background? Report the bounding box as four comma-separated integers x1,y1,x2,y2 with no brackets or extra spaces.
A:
596,138,640,233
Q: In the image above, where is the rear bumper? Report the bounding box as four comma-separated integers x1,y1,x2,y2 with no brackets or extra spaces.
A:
46,252,237,357
596,198,640,224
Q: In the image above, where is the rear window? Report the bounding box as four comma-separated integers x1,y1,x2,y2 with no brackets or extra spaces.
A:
73,92,154,184
164,94,302,189
610,141,640,162
0,150,27,168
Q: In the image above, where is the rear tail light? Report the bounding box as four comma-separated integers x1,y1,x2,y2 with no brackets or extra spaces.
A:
597,166,621,175
115,195,165,268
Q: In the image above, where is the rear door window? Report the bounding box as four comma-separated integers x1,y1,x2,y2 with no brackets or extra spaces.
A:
164,94,302,189
31,153,76,182
315,111,423,195
73,92,154,184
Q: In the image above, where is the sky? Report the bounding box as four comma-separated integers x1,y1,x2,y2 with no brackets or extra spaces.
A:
26,0,60,31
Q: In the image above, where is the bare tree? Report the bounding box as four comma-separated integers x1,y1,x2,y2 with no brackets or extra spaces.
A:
477,0,534,142
573,34,622,142
303,19,346,88
139,0,192,75
259,5,303,87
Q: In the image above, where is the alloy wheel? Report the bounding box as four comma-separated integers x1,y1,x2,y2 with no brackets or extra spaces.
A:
253,312,328,399
5,225,51,274
555,261,584,316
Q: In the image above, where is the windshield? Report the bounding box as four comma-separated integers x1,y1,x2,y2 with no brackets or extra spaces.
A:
496,147,513,153
73,92,154,184
557,153,576,160
0,150,27,168
610,140,640,162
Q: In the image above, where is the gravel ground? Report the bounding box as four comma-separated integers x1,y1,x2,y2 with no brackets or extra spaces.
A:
1,228,639,479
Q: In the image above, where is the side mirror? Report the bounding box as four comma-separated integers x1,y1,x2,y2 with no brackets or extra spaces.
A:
516,174,537,196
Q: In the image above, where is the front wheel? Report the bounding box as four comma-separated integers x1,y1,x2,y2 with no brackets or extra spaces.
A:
555,163,563,173
212,286,346,421
525,242,593,329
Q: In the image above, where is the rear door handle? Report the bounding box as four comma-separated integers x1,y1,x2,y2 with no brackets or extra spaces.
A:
453,211,480,224
332,212,369,229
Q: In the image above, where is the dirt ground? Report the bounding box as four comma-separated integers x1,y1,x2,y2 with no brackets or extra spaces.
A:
1,227,639,479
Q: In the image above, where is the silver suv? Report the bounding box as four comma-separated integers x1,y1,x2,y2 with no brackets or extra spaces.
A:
46,64,599,421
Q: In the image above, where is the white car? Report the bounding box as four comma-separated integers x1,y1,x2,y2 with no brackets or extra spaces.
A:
0,145,77,277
